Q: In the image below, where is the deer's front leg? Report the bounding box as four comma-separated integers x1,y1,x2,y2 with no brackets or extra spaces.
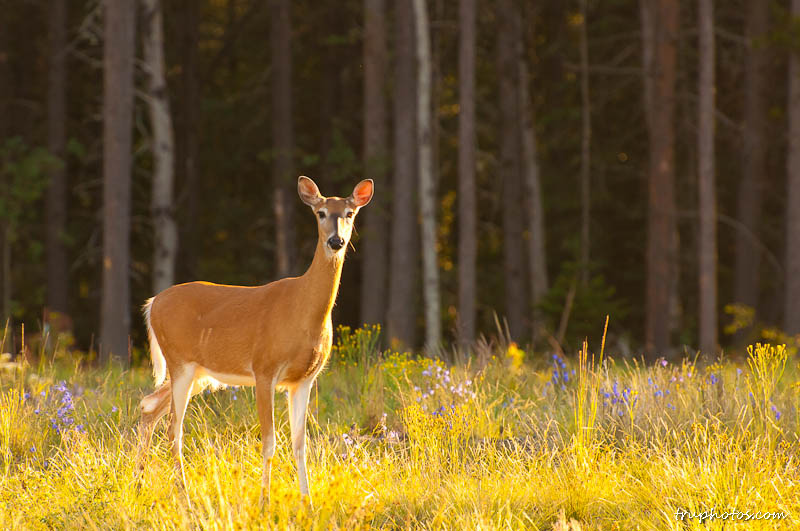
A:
255,375,276,509
288,379,313,503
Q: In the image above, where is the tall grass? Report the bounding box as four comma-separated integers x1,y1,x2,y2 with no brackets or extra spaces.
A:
0,325,797,529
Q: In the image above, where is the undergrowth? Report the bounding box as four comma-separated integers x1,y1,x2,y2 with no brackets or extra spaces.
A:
0,325,797,529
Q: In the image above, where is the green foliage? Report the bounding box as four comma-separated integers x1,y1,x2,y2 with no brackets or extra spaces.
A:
0,137,59,240
323,127,359,187
330,324,382,364
538,261,628,350
0,138,61,319
724,304,800,356
723,303,756,336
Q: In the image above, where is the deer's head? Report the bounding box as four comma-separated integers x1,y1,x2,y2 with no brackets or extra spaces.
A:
298,176,374,258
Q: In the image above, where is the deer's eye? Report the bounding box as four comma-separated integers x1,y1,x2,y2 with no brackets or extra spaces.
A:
317,211,326,219
346,211,354,219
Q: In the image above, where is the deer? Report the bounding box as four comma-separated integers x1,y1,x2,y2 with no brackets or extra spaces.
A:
136,176,373,506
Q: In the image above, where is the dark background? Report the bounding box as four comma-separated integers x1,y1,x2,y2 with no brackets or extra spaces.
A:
0,0,794,361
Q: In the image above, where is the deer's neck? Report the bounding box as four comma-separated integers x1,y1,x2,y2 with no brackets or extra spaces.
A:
299,240,345,324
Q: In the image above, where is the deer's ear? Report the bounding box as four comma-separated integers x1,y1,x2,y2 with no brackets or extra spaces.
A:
351,179,374,208
298,176,323,207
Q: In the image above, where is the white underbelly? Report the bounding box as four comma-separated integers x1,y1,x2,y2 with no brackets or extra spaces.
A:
196,366,256,387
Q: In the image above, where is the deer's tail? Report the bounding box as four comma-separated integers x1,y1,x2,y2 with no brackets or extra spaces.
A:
142,297,167,387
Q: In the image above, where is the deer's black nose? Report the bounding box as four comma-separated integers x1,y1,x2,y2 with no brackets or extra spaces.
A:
328,236,344,250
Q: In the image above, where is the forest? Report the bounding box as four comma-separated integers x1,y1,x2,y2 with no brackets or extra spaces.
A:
1,0,799,363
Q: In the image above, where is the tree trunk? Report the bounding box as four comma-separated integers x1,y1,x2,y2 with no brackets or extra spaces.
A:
578,0,591,288
0,11,9,329
143,0,178,295
100,0,136,364
518,20,547,339
176,0,199,281
360,0,389,327
413,0,440,349
734,0,768,317
387,0,418,348
226,0,239,77
497,0,526,341
786,0,800,335
2,226,10,327
697,0,717,354
457,0,477,347
640,0,678,358
0,16,8,138
45,0,69,316
270,0,296,278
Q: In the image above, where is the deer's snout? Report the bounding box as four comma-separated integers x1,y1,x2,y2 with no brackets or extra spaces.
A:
327,235,345,250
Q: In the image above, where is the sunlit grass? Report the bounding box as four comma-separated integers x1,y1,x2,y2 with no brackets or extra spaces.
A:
0,328,798,529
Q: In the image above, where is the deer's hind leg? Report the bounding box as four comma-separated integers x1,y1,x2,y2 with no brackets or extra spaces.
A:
168,364,197,493
136,381,173,474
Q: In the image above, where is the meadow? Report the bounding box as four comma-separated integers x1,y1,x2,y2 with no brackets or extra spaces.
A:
0,324,798,530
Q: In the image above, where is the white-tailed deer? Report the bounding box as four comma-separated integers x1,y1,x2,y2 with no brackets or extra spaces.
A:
137,176,373,506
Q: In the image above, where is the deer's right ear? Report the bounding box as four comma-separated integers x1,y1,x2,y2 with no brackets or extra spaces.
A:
298,176,323,207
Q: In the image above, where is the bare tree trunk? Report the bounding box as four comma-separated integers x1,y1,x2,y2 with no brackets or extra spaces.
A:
497,0,526,341
143,0,178,295
0,16,8,137
270,0,296,278
387,0,418,348
2,226,9,327
578,0,591,287
786,0,800,335
45,0,69,315
100,0,136,364
177,0,199,281
698,0,717,354
518,22,547,338
360,0,389,327
226,0,238,76
457,0,477,347
413,0,440,349
0,13,9,328
640,0,678,358
735,0,768,317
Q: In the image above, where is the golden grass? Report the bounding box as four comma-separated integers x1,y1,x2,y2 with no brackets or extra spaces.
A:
0,333,798,529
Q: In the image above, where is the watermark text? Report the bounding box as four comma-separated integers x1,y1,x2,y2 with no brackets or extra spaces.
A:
675,507,787,523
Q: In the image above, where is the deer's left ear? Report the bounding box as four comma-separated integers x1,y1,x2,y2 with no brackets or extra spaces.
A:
351,179,374,208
